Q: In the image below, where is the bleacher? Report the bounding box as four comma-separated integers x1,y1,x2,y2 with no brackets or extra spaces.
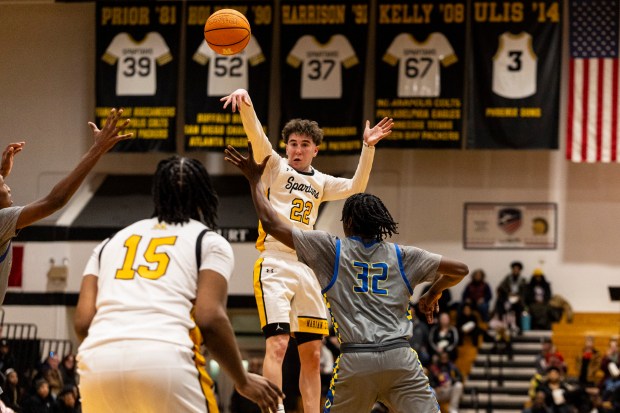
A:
551,312,620,377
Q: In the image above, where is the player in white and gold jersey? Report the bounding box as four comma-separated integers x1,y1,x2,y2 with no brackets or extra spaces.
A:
221,89,393,413
74,156,282,413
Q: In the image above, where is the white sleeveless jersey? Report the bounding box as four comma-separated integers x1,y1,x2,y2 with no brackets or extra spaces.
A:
102,32,172,96
287,34,359,99
492,32,537,99
193,36,265,97
383,32,457,97
78,218,234,352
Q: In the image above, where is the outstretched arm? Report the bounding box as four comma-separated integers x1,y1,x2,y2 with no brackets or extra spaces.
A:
322,117,394,202
418,258,469,323
16,108,132,229
1,142,25,178
221,89,274,161
224,143,295,249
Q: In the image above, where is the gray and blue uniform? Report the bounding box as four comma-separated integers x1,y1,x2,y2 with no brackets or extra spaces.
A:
0,206,23,304
292,228,442,413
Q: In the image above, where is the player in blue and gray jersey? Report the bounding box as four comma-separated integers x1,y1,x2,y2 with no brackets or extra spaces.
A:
225,143,469,413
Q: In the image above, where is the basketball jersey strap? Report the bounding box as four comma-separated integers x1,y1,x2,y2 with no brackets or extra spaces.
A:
195,229,209,269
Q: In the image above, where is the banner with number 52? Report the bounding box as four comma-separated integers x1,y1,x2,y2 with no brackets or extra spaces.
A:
184,1,274,152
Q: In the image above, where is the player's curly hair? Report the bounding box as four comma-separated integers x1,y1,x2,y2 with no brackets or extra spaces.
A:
152,156,218,228
281,119,324,145
341,193,398,242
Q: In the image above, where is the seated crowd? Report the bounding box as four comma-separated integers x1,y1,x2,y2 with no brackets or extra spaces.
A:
1,260,616,413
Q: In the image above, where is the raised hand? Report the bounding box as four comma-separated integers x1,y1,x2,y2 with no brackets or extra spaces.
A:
88,108,133,153
220,89,252,113
224,142,270,184
364,117,394,147
1,142,25,178
235,372,284,413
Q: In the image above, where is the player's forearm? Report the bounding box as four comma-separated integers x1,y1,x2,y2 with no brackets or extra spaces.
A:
239,102,273,160
323,144,375,202
427,273,466,297
201,313,250,387
249,179,295,249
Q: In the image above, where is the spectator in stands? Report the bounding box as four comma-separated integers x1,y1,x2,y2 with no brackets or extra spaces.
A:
525,268,554,330
20,379,56,413
522,390,552,413
55,387,77,413
537,366,572,413
461,268,493,321
1,368,23,412
0,341,15,374
58,356,77,389
600,337,619,384
495,261,527,333
428,351,464,413
429,312,459,361
408,309,431,366
575,336,603,388
456,302,484,347
40,370,61,401
535,338,566,376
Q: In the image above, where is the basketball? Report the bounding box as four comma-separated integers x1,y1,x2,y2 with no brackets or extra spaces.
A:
204,9,251,56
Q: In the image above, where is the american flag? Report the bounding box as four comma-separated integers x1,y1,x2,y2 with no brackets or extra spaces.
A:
567,0,620,162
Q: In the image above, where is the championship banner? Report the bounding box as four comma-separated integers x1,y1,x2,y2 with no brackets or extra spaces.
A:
467,0,561,149
279,1,369,154
184,1,273,151
375,0,466,148
96,2,180,152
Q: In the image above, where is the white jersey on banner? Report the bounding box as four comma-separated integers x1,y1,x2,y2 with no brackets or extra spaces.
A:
383,32,457,97
193,37,265,97
102,32,172,96
492,32,537,99
287,34,358,99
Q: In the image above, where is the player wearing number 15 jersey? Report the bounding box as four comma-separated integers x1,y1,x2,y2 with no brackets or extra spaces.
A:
74,157,282,413
221,89,393,413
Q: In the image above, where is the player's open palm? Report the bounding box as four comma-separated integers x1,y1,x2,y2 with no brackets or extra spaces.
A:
225,142,270,184
235,372,284,413
220,88,252,113
88,108,133,153
1,142,25,178
364,117,394,147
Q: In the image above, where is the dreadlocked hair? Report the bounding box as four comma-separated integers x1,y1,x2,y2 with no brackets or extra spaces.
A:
342,193,398,242
281,119,324,145
152,156,219,228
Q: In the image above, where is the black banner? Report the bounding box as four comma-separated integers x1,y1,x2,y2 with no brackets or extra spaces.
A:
279,1,369,154
96,2,180,152
184,2,274,151
467,0,561,149
374,1,466,148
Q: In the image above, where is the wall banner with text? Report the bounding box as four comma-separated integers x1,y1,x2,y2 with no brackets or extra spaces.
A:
184,1,274,152
279,1,370,154
467,0,561,149
375,0,466,149
96,2,180,152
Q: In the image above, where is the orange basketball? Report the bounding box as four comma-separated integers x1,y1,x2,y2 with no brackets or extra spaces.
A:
204,9,251,56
